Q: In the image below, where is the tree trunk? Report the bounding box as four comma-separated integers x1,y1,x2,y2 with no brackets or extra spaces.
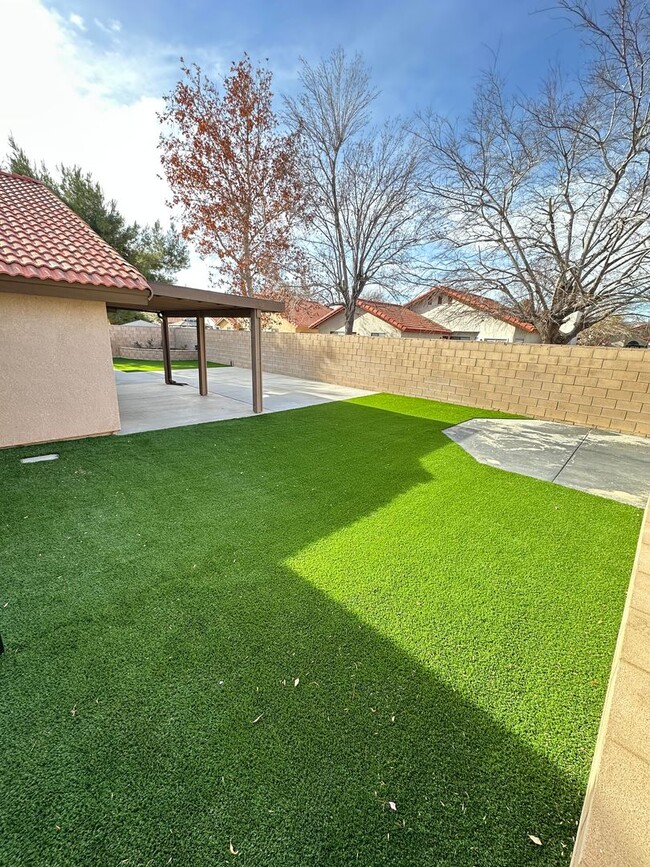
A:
344,301,356,335
537,319,572,345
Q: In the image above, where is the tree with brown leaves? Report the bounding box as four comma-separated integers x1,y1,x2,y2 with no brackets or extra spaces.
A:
159,55,306,297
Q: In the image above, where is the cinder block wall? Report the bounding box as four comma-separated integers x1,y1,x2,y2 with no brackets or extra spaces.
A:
111,326,650,436
110,325,198,356
205,332,650,436
116,347,198,361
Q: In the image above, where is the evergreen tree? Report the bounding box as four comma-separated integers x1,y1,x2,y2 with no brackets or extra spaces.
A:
6,137,190,299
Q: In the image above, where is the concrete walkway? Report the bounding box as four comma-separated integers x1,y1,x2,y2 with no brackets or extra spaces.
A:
115,367,373,435
571,501,650,866
445,418,650,507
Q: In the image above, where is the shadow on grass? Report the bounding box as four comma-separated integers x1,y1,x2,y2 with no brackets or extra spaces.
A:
0,398,630,866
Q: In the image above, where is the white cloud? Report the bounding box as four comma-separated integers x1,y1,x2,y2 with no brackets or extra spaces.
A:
93,17,122,35
0,0,213,287
69,12,86,30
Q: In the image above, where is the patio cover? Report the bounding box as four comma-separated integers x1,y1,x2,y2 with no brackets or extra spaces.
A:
107,281,283,412
0,171,283,414
0,273,283,414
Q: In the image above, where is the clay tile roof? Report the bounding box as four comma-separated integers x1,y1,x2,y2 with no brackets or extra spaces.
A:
356,299,451,334
282,297,334,329
0,171,149,291
309,304,345,328
406,286,537,333
308,300,450,333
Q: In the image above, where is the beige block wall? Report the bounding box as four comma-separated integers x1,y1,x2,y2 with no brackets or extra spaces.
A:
109,324,201,355
1,293,120,448
116,347,199,361
571,501,650,867
199,331,650,436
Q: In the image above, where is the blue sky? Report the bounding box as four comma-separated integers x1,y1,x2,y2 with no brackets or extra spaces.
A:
2,0,611,286
43,0,609,117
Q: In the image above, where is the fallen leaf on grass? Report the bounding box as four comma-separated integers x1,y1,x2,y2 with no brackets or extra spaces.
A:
252,714,264,724
229,841,239,855
293,678,300,687
528,834,543,846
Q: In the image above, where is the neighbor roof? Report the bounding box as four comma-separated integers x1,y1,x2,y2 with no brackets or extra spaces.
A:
311,299,450,334
406,286,537,333
282,297,333,329
0,171,149,291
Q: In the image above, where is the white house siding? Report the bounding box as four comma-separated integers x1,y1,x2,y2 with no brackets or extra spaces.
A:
315,308,443,339
410,295,540,344
513,327,541,344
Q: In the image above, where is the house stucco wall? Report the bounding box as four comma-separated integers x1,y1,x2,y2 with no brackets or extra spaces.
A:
0,293,120,448
315,308,442,339
410,295,541,343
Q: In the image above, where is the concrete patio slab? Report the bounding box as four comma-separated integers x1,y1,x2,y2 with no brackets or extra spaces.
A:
115,366,373,435
169,366,373,410
444,418,650,507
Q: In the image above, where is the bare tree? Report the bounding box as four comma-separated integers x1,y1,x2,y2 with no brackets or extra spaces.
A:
578,313,645,344
286,49,430,334
418,0,650,343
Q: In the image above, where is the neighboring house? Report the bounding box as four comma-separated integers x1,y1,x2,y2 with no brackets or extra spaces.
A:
266,297,333,333
406,287,540,343
120,319,158,327
168,316,221,329
311,299,451,339
0,171,282,447
626,325,650,348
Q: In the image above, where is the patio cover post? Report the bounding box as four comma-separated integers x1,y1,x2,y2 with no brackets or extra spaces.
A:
250,307,263,413
197,316,208,396
160,314,173,385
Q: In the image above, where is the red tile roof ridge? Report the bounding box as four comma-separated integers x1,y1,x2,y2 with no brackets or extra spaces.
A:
305,299,451,333
0,170,44,185
406,286,537,333
308,305,345,328
356,298,451,334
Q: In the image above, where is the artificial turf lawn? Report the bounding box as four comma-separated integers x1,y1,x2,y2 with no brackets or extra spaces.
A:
113,357,225,372
0,394,641,866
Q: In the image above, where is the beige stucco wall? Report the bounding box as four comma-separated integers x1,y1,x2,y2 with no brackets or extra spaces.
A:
264,313,299,333
315,307,442,339
411,295,541,343
0,293,120,448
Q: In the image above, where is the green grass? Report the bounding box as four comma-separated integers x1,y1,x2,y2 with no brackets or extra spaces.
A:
0,394,641,866
113,357,225,372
